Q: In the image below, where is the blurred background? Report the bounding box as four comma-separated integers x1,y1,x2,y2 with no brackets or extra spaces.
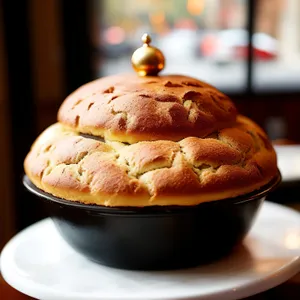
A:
2,0,300,244
1,0,300,296
2,0,300,246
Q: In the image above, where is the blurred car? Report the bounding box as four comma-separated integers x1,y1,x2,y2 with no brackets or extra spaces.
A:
199,29,278,63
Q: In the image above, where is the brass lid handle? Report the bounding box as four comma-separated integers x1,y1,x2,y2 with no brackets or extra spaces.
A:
131,33,165,76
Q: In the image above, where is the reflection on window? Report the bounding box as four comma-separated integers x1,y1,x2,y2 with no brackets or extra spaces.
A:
93,0,300,93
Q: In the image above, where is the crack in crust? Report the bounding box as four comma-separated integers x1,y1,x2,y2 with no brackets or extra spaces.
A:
75,115,80,127
182,81,203,87
104,86,114,93
87,102,94,110
164,81,183,88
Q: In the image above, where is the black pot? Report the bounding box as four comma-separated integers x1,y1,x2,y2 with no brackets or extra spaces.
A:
23,173,281,270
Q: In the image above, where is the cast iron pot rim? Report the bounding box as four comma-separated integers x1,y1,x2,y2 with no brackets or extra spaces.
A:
23,172,281,215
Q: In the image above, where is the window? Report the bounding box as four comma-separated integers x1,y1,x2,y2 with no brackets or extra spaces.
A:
93,0,248,93
93,0,300,94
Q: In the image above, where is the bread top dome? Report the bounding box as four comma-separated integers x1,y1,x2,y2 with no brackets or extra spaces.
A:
24,73,278,207
58,74,237,144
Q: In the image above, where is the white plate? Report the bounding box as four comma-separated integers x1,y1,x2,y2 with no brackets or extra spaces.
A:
274,145,300,182
1,201,300,300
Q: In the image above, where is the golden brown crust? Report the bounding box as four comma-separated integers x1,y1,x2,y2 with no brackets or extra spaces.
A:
25,74,278,206
24,115,278,207
58,74,237,143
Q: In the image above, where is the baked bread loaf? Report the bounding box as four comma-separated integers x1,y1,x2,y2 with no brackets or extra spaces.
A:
24,74,278,206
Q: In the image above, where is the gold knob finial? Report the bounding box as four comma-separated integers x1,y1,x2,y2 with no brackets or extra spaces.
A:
142,33,151,45
131,33,165,76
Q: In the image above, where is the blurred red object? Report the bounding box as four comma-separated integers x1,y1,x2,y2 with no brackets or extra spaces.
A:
200,29,278,62
234,46,277,60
